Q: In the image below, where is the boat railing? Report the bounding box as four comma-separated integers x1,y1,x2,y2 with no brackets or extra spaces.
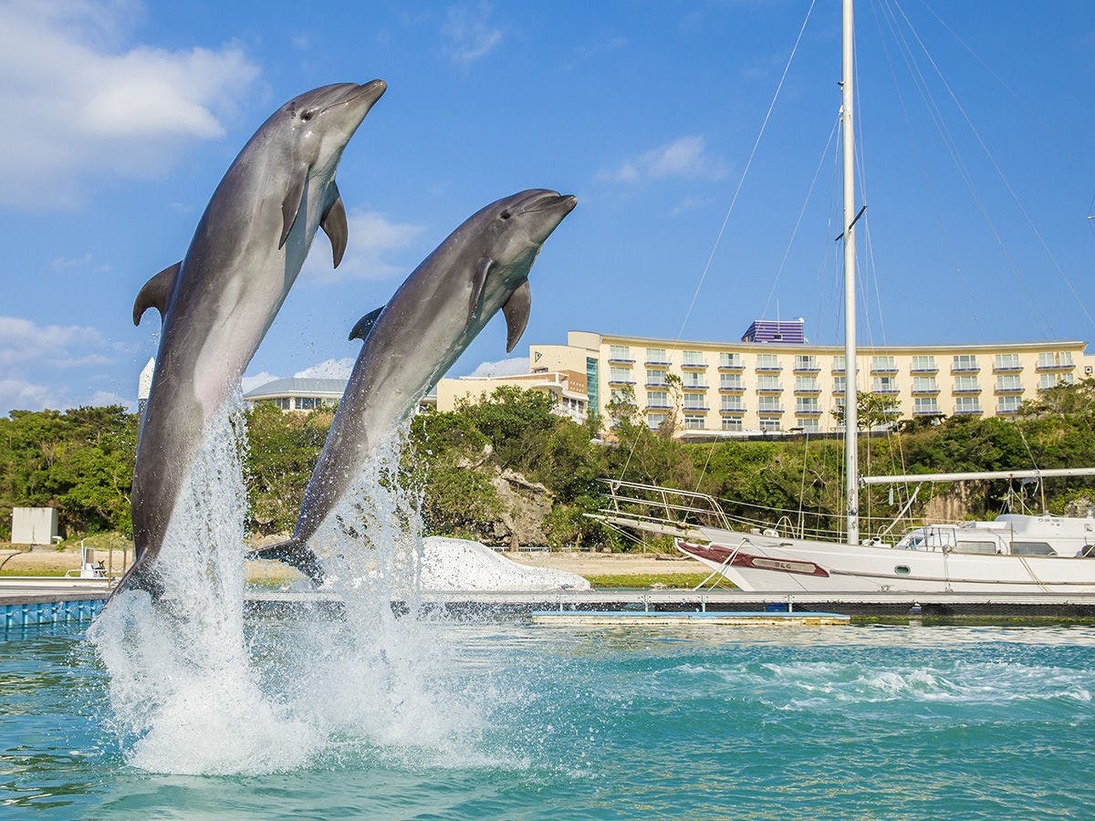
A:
593,479,734,537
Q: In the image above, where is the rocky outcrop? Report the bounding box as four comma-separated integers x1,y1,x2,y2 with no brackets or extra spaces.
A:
487,469,554,549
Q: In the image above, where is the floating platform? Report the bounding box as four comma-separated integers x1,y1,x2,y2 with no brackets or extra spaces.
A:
531,609,850,626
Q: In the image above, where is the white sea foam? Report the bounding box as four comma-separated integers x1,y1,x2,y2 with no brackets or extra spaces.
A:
91,411,494,774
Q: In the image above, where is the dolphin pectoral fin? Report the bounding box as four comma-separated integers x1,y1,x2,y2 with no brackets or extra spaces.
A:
502,279,532,353
467,258,492,329
132,262,181,326
107,558,165,603
248,538,325,586
279,166,308,249
321,187,349,268
349,307,384,341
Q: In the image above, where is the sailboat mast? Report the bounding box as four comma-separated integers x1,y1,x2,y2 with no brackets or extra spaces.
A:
842,0,860,545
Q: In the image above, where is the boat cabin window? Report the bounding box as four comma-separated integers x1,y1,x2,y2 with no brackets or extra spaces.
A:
1010,541,1055,557
955,540,999,555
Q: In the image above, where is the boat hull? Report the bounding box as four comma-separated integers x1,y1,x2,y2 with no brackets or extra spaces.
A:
679,532,1095,594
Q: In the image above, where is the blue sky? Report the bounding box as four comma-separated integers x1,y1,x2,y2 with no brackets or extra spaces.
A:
2,0,1094,414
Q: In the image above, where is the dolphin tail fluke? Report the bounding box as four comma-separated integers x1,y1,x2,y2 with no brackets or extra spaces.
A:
248,538,326,586
107,558,165,604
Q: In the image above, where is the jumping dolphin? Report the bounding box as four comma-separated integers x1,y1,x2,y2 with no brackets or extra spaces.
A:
251,189,577,582
119,81,387,597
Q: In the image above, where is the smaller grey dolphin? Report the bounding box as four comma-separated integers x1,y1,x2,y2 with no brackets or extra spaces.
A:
118,81,386,598
252,189,577,581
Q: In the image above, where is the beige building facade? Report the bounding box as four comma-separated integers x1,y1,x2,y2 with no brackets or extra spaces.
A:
434,369,590,424
533,330,1093,436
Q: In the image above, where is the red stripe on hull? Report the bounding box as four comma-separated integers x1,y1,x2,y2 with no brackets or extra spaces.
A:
678,541,831,579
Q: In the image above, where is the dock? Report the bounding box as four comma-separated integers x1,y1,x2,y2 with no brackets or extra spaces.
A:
5,579,1095,628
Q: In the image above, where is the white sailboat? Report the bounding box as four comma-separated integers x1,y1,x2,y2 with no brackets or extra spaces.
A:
599,0,1095,595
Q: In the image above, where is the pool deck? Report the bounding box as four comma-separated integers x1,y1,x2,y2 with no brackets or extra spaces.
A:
5,578,1095,627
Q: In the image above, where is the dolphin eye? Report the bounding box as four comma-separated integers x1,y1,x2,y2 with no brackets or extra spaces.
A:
300,109,316,122
500,210,511,220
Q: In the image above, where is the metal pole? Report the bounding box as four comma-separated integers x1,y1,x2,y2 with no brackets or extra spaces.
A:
842,0,860,545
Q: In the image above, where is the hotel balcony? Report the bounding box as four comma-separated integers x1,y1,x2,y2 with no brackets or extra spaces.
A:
952,387,982,395
645,381,668,389
871,388,900,395
794,387,821,395
719,406,746,414
996,406,1021,415
682,406,710,412
954,406,983,415
871,366,898,375
1036,362,1075,371
914,407,941,416
951,365,980,373
909,365,939,374
756,387,783,394
645,359,671,367
755,365,783,373
607,357,635,365
994,385,1024,395
993,364,1023,372
718,385,745,393
682,384,709,391
795,408,822,417
911,387,940,395
793,364,821,373
757,408,785,415
718,361,745,372
645,402,672,410
608,378,635,386
681,362,708,370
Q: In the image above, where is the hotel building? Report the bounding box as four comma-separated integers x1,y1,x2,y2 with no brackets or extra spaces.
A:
522,324,1093,436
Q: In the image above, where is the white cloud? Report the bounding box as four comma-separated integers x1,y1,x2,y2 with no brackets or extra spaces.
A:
597,136,729,185
294,358,354,380
467,357,529,378
441,2,504,66
241,371,281,393
0,316,105,368
0,315,125,413
302,209,426,284
0,1,260,209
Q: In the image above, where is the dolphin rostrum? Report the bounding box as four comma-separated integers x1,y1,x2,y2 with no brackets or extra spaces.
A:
119,81,387,597
251,189,577,582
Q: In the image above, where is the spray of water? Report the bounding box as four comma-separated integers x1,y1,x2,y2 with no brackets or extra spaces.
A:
90,397,488,775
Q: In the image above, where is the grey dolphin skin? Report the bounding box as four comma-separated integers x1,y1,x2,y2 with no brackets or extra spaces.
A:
252,189,577,582
117,81,387,597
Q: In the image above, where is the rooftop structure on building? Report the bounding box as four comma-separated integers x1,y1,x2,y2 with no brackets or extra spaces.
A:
741,319,806,344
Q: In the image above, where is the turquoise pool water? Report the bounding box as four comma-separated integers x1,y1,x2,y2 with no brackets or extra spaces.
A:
3,618,1094,818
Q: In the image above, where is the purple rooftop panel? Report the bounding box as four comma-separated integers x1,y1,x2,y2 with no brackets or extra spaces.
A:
741,319,806,344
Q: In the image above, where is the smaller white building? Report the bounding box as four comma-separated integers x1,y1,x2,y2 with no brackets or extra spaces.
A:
243,378,347,411
11,507,58,546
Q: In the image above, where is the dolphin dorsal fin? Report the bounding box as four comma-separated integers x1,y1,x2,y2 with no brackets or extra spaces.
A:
133,262,181,326
321,184,348,268
349,307,384,341
502,279,532,353
279,165,308,249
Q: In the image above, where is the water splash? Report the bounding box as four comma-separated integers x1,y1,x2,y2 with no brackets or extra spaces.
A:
90,400,485,774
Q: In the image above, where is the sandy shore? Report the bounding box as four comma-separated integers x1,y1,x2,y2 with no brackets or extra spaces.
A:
0,544,697,579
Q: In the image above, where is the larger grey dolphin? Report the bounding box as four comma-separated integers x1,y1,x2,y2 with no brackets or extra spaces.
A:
119,81,387,596
252,189,577,581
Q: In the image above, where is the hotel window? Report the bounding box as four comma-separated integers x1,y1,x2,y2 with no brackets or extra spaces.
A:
952,354,978,371
683,371,706,388
833,376,847,394
995,353,1021,370
796,397,820,413
911,355,936,371
872,376,897,394
609,344,631,361
832,355,846,373
872,355,896,372
912,376,937,393
297,396,319,410
795,376,819,392
646,369,667,387
758,396,782,412
721,417,743,431
683,414,706,430
720,373,742,390
720,396,744,412
609,366,632,383
683,393,707,410
268,398,291,410
646,347,668,364
955,396,981,414
756,353,780,370
609,388,634,404
757,375,781,390
914,397,938,415
1040,372,1075,390
996,375,1022,391
798,418,820,433
646,390,669,408
646,412,666,430
682,350,706,367
1038,351,1074,368
794,354,818,370
719,352,742,368
759,418,781,432
997,396,1022,414
953,376,980,393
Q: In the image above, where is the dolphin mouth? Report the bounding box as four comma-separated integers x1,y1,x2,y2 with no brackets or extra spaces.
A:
517,191,578,216
323,79,387,115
